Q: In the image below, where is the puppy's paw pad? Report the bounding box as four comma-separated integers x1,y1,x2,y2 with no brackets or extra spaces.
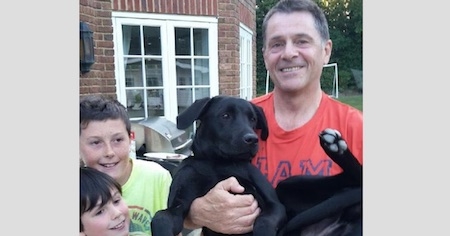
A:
319,128,347,155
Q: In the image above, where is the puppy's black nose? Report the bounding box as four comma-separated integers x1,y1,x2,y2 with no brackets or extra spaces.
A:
243,133,258,144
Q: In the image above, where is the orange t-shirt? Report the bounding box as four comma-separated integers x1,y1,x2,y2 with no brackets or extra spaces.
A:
251,92,363,187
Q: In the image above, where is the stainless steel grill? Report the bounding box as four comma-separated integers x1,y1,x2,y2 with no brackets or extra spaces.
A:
131,117,192,157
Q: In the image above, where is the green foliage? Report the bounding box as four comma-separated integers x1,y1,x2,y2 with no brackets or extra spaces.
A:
255,0,363,95
134,93,142,103
336,70,352,93
320,68,353,95
320,67,336,95
256,0,278,95
320,0,362,79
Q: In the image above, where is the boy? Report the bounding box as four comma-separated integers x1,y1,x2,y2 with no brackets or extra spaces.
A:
80,166,130,236
80,95,172,235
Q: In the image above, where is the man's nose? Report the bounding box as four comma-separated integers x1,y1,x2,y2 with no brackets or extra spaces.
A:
281,41,298,59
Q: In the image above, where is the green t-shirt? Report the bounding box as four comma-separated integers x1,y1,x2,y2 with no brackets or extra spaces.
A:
122,158,172,235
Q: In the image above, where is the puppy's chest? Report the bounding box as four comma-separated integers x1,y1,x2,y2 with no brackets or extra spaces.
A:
193,160,252,179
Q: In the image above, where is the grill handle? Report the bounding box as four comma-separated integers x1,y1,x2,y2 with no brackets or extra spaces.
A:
174,138,192,151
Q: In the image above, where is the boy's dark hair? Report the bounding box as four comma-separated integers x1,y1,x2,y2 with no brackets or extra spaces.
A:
79,95,131,135
262,0,330,50
80,166,123,232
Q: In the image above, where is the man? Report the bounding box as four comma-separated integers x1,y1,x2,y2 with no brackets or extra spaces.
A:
184,0,363,234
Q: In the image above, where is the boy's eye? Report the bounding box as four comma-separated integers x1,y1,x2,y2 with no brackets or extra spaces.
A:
90,140,101,145
94,208,105,216
113,196,122,205
114,137,124,143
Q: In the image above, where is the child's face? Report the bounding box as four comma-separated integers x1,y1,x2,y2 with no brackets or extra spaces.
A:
80,189,130,236
80,119,132,185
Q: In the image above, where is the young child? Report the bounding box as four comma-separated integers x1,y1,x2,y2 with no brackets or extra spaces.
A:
80,95,172,235
80,166,130,236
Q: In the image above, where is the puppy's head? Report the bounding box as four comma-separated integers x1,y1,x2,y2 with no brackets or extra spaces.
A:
177,96,268,160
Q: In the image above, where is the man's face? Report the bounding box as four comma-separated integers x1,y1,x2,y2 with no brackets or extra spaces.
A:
79,119,131,185
263,11,332,93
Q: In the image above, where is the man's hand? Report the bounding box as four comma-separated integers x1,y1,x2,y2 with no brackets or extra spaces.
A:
184,177,260,234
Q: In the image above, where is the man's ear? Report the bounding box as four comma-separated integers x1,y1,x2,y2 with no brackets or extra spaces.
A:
323,39,333,64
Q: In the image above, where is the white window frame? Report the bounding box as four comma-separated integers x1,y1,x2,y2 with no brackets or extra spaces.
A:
239,23,253,100
112,12,219,123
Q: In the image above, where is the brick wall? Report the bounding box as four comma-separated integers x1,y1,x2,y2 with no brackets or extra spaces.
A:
80,0,117,98
79,0,256,98
217,0,256,96
113,0,218,15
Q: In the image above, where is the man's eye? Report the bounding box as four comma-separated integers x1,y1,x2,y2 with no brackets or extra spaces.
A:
271,42,283,48
295,39,309,45
268,42,284,53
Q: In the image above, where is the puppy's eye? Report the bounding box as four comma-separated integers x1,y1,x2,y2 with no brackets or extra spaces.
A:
222,113,230,119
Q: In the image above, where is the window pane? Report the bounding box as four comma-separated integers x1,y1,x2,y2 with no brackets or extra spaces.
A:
194,59,209,85
239,26,253,99
145,58,163,86
125,58,143,87
123,25,141,55
177,88,192,112
176,59,192,85
195,88,210,100
143,26,161,55
193,28,208,56
147,89,164,116
175,28,190,55
127,89,145,118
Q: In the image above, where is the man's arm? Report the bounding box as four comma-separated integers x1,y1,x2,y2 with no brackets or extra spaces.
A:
184,177,261,234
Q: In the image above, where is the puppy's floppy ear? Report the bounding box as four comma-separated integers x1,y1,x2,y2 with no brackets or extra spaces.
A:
177,97,212,130
252,104,269,141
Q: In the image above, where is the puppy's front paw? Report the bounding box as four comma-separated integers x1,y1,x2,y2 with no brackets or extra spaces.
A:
319,128,347,155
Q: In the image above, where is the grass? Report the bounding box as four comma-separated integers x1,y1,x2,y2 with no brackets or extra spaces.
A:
336,94,363,112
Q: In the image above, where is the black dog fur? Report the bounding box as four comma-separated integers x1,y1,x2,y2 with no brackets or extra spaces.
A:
151,95,287,236
275,128,362,236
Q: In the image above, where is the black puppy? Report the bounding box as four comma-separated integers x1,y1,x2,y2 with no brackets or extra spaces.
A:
276,128,362,236
151,95,286,236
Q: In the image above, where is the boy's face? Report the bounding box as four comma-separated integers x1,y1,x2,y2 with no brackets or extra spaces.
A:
80,119,132,185
80,189,130,236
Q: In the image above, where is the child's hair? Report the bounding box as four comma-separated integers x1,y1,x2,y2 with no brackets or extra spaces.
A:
80,166,123,232
79,94,131,135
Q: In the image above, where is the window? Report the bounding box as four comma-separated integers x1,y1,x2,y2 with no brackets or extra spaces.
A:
112,12,219,123
239,23,253,100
